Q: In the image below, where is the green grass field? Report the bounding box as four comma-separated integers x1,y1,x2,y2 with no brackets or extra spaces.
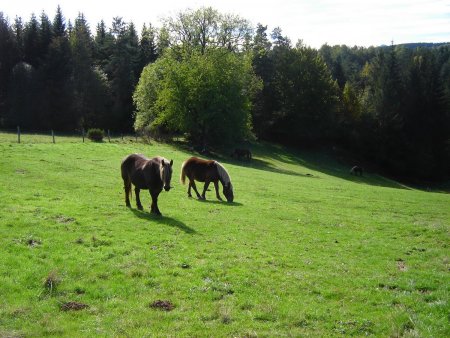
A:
0,133,448,337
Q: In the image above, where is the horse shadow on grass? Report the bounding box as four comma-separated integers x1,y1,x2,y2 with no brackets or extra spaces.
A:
194,198,243,207
130,208,197,234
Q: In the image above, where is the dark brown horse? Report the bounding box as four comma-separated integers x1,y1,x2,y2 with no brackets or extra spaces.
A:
231,148,252,160
180,157,234,202
121,154,173,216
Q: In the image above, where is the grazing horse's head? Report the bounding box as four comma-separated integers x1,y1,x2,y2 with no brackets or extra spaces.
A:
160,159,173,191
223,182,234,202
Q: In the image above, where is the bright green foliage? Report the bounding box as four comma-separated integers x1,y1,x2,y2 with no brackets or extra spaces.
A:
86,128,104,142
0,133,449,337
134,49,261,146
162,7,251,54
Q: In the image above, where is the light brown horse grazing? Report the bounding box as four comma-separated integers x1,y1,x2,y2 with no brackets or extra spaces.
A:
180,157,234,202
121,154,173,216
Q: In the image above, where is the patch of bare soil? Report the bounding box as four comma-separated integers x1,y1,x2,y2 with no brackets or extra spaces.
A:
55,215,75,224
60,301,89,311
27,238,41,247
149,300,174,311
396,259,408,271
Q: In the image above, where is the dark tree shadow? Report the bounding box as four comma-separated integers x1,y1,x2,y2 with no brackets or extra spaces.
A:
130,209,197,234
170,140,448,192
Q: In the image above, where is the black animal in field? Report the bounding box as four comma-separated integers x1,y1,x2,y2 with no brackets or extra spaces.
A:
350,165,363,176
231,148,252,160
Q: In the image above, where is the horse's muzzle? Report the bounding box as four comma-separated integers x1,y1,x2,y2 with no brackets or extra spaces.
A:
164,186,171,191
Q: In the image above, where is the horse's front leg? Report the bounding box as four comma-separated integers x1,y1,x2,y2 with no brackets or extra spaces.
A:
150,190,162,216
201,181,210,200
213,181,222,201
190,180,202,199
135,188,143,210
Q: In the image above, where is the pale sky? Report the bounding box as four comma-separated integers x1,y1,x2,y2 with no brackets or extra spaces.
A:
2,0,449,48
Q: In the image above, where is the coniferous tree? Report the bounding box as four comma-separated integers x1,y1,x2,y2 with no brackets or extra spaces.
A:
251,23,274,137
38,7,73,130
0,13,19,124
23,14,40,68
139,23,158,69
38,12,52,62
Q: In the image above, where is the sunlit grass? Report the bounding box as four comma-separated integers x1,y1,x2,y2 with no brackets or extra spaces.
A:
0,133,448,337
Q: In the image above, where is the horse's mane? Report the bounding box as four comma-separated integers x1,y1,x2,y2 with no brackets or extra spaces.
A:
156,157,169,180
215,161,231,185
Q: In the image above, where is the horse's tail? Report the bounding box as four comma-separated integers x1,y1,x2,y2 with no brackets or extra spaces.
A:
121,156,132,201
180,161,187,185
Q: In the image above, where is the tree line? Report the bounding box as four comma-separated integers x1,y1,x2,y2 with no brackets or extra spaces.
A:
0,7,449,180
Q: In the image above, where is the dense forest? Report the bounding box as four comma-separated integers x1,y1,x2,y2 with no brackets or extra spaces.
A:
0,7,449,181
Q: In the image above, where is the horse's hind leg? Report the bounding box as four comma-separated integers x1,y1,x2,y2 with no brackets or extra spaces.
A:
201,181,210,200
135,188,143,210
124,180,131,207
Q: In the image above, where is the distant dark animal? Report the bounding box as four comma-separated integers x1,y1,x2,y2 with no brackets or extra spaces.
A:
231,148,252,160
350,165,363,176
180,157,234,202
121,154,173,216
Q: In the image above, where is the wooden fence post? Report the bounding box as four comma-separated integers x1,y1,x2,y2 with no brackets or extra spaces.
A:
108,129,111,142
82,128,85,143
17,126,20,143
52,130,55,143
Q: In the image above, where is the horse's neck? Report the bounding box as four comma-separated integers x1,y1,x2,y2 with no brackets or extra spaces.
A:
215,162,229,186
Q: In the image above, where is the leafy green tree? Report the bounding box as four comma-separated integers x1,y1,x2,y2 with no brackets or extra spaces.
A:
134,49,261,146
163,7,251,55
156,26,170,56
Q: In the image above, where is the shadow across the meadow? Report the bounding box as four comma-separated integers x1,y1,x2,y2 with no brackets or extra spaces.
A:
130,209,197,234
220,142,412,190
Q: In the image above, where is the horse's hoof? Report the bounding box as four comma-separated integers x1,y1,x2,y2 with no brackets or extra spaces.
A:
137,206,143,211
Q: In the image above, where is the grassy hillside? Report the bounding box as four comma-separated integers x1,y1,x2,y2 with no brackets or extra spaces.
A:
0,133,448,337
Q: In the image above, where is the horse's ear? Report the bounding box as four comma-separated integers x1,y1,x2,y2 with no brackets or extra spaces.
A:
170,159,173,167
161,159,165,166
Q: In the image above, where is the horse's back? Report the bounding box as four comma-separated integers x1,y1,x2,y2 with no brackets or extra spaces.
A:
182,157,217,182
121,154,152,184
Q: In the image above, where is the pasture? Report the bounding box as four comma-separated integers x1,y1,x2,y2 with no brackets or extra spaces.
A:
0,133,448,337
